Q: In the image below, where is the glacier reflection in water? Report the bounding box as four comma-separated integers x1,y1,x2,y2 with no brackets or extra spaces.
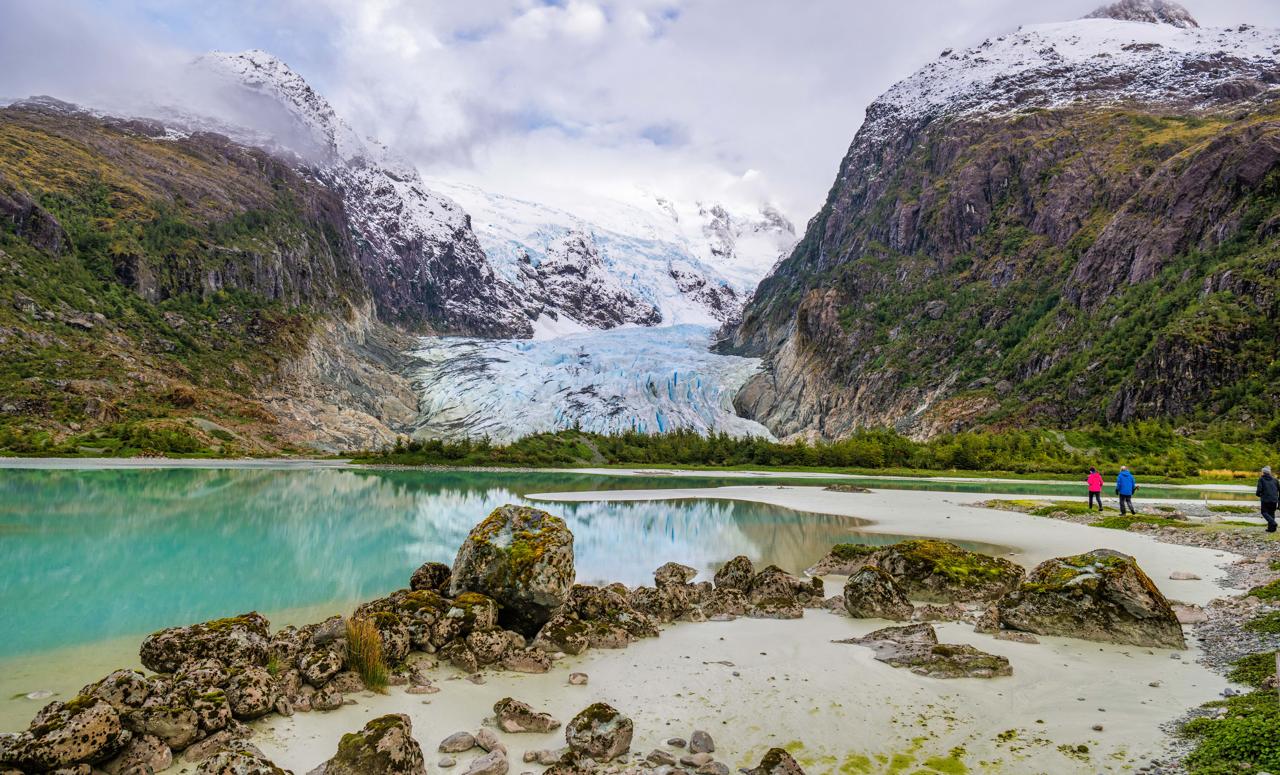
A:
0,467,1007,657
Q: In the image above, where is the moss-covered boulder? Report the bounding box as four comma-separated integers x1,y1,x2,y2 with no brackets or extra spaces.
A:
842,567,913,621
0,696,131,771
870,540,1024,603
837,623,1012,679
746,565,822,619
534,584,658,655
564,703,633,763
357,590,452,650
745,748,806,775
196,748,293,775
312,714,426,775
713,555,755,591
450,505,575,637
998,549,1186,648
806,543,881,577
409,562,451,592
139,613,271,673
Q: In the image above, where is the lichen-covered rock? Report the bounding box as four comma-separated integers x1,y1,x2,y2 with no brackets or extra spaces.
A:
654,562,698,586
140,613,271,673
197,749,292,775
299,646,346,688
269,627,306,669
410,562,452,592
712,555,754,592
436,593,501,645
449,505,575,637
870,540,1024,603
187,687,233,733
494,698,561,733
626,586,673,623
80,670,154,714
837,623,1012,678
225,667,277,720
100,733,172,775
311,714,425,775
701,587,748,619
746,565,820,619
806,543,881,577
745,748,806,775
358,590,451,650
1,696,131,771
501,648,553,673
310,687,344,712
534,585,659,655
564,703,632,763
466,629,525,666
367,612,412,665
438,640,480,674
842,567,913,620
461,749,508,775
997,549,1186,648
126,691,201,751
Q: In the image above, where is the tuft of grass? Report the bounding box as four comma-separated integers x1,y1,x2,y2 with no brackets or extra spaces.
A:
1244,611,1280,636
345,618,389,693
1227,651,1278,687
265,654,282,678
1183,690,1280,774
1250,579,1280,601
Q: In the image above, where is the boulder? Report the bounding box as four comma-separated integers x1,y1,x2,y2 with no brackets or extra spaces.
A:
126,692,201,750
466,629,525,666
197,749,292,775
460,749,507,775
842,567,913,620
837,623,1012,679
746,565,820,619
500,648,552,673
367,612,412,665
870,540,1024,603
358,590,451,651
713,556,754,591
225,667,277,720
437,732,475,753
410,562,452,591
493,698,561,733
534,585,659,654
564,703,633,763
449,505,575,637
80,670,153,714
140,613,271,673
997,549,1186,648
310,714,426,775
299,646,346,688
806,543,881,577
745,748,806,774
101,734,172,775
1,696,131,771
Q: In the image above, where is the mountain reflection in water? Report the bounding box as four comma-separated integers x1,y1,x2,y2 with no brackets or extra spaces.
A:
0,467,1006,656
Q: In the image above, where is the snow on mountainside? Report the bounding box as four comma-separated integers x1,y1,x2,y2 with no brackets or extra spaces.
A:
193,51,535,337
863,2,1280,143
427,178,796,328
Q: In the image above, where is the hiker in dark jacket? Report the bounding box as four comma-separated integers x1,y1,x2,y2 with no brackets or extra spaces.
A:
1258,466,1279,533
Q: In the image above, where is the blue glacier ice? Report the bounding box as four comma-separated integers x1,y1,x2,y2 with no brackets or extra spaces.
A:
411,324,774,441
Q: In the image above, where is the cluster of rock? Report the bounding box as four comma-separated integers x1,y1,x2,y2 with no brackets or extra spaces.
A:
837,623,1013,679
812,539,1187,651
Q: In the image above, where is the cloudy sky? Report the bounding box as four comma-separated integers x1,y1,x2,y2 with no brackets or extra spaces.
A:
3,0,1280,222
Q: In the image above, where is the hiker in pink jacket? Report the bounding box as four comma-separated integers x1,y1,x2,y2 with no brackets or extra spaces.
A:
1086,467,1104,511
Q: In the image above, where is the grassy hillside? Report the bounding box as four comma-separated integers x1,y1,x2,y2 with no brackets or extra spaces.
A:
0,103,368,456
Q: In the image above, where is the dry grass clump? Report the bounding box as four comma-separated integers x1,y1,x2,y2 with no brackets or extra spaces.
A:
345,617,389,693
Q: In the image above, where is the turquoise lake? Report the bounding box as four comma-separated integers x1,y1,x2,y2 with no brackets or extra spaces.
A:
0,462,1243,730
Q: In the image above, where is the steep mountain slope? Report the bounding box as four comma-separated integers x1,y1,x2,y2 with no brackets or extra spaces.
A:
429,179,795,330
726,1,1280,441
194,51,535,338
0,100,417,452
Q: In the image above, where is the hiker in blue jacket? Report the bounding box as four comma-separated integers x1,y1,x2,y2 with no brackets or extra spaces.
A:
1115,466,1137,516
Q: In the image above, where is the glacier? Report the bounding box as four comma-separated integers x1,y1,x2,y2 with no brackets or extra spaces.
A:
411,324,773,442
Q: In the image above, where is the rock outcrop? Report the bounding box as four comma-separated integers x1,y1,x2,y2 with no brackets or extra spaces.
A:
810,540,1022,603
998,549,1186,648
450,505,575,637
308,714,426,775
837,623,1012,679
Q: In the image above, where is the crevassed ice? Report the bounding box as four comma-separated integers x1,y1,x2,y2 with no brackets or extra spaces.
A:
412,325,774,442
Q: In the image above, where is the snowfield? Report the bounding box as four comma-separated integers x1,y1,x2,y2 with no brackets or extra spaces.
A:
410,325,774,442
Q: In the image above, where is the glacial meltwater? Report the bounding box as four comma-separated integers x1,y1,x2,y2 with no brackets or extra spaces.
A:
0,463,1025,730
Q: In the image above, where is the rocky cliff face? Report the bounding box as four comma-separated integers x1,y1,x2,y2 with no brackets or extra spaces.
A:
0,101,417,451
727,2,1280,440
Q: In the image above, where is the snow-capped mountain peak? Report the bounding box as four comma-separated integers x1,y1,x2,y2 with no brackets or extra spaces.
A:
1086,0,1198,29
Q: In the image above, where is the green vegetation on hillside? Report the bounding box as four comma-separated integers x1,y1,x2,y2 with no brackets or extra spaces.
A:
0,106,358,456
355,423,1275,480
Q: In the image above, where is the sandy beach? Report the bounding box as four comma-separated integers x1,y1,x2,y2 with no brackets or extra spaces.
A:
231,485,1241,774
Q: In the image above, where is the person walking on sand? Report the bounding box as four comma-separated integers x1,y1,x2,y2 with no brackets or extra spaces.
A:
1116,465,1137,516
1087,467,1104,511
1257,466,1279,533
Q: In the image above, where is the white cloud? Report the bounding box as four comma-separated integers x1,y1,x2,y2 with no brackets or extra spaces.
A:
4,0,1280,224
